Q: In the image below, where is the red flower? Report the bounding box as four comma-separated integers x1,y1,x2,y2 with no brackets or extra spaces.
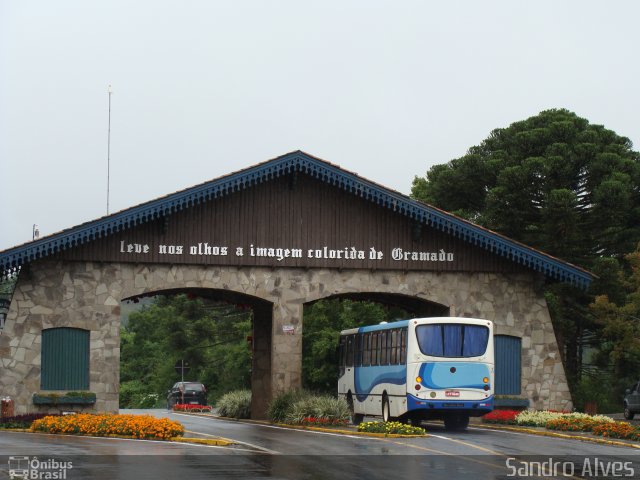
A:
482,409,519,424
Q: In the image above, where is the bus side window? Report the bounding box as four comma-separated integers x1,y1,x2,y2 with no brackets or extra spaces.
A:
380,331,388,365
346,335,354,367
338,336,346,375
399,329,407,364
354,334,363,367
371,332,378,366
363,333,371,366
390,329,397,365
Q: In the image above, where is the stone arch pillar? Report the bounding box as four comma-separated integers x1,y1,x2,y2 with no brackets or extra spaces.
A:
270,301,303,401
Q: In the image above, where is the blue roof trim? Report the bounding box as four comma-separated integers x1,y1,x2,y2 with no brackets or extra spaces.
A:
0,151,593,288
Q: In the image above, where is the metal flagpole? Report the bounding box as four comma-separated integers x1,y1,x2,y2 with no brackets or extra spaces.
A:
107,85,112,215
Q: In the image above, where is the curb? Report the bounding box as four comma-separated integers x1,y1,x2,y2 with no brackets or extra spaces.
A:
475,423,640,449
171,436,235,446
2,428,224,444
272,422,429,438
177,412,428,438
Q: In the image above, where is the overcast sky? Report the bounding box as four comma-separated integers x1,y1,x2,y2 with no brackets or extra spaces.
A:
1,1,638,251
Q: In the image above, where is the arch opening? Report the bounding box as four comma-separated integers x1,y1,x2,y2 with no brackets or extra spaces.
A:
120,288,273,419
301,293,449,395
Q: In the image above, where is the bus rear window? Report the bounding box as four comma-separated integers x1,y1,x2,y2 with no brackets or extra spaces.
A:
416,324,489,357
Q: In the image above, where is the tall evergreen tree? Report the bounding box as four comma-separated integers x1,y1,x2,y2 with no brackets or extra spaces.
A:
591,244,640,383
411,109,640,390
412,109,640,265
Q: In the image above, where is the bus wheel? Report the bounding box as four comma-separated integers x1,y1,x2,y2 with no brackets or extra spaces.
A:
444,414,469,431
382,394,391,422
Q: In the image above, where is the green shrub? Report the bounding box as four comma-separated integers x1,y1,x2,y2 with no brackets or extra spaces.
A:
285,395,350,425
217,389,252,419
65,391,96,399
572,374,622,414
119,381,157,409
138,393,160,409
267,389,309,423
268,390,350,425
358,421,426,436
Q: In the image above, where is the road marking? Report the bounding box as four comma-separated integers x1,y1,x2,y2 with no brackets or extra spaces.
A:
379,438,511,473
172,440,261,453
384,431,584,480
184,430,281,455
428,433,504,455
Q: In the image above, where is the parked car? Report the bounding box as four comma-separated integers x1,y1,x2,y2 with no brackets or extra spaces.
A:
624,381,640,420
167,381,208,409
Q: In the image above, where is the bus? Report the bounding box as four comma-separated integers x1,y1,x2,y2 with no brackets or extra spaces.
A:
337,317,494,430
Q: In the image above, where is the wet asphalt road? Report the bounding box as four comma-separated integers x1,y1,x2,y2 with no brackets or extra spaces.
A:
0,409,639,479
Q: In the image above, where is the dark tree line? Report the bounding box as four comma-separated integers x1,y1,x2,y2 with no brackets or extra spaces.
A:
120,294,252,408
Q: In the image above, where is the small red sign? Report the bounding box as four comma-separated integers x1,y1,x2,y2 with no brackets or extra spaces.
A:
445,390,460,397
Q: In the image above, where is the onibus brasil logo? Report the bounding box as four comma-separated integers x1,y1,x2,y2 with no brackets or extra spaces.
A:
8,456,73,479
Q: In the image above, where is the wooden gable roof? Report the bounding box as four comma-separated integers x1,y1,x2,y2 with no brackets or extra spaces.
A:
0,151,593,287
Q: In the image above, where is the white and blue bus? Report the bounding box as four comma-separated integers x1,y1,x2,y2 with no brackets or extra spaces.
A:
337,317,494,430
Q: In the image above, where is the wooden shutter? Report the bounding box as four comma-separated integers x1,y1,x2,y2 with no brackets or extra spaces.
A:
41,328,90,390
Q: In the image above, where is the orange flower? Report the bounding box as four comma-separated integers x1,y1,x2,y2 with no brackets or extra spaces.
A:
31,414,184,440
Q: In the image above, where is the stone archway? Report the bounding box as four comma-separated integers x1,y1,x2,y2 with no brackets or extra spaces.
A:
1,258,573,415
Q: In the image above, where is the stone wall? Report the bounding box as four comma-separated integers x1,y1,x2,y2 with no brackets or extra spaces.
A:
0,259,572,415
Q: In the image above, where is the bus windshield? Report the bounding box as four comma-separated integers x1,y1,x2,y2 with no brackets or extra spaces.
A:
416,324,489,357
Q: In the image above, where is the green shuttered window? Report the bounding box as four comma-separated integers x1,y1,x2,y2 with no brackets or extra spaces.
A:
41,327,90,390
494,335,522,395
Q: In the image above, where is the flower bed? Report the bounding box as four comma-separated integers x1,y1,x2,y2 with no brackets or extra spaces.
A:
515,410,571,427
545,413,614,432
591,422,640,441
482,409,520,424
31,413,184,440
173,404,212,413
481,409,640,442
357,421,426,436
